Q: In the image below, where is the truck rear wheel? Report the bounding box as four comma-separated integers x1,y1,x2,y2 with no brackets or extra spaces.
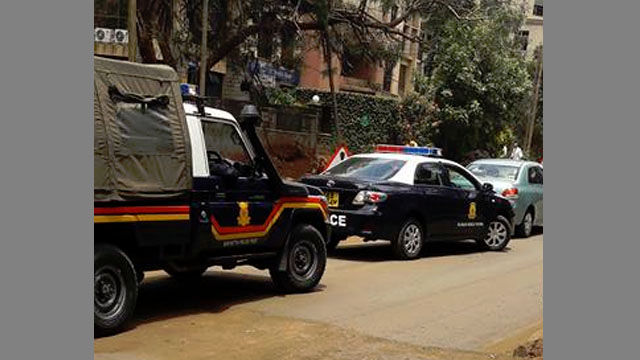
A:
94,244,138,336
270,224,327,293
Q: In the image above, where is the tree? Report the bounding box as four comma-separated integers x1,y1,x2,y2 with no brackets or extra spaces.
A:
135,1,478,85
409,0,533,161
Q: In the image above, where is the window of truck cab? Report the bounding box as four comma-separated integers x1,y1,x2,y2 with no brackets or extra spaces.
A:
200,118,255,175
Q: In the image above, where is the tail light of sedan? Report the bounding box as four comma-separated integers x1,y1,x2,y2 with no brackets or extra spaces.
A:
352,191,388,205
502,187,519,198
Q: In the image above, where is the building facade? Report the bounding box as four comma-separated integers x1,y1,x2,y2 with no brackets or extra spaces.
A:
520,0,543,56
297,3,421,98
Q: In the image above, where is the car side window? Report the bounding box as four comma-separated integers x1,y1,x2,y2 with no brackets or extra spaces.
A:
528,166,543,185
446,166,479,191
414,163,445,186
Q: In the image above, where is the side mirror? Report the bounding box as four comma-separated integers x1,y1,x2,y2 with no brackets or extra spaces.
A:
482,183,494,192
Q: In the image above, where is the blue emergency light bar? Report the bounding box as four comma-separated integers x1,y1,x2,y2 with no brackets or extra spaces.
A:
180,83,198,96
375,144,443,157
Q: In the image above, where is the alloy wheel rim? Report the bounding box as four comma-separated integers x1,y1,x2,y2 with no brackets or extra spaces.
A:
403,224,422,256
485,221,508,247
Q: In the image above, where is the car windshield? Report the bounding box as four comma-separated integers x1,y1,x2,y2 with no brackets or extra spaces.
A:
467,163,520,181
323,157,406,181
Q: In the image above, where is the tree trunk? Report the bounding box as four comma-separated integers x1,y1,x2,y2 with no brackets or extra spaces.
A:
323,36,342,143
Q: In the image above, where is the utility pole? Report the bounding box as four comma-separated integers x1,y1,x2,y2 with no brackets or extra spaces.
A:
526,49,543,157
199,0,209,96
127,0,137,62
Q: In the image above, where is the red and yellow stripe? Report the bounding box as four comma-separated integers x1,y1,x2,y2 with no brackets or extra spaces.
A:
210,197,328,241
94,205,190,223
94,197,328,241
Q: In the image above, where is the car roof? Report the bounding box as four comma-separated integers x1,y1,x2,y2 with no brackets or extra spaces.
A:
183,103,237,123
351,153,461,167
469,158,540,167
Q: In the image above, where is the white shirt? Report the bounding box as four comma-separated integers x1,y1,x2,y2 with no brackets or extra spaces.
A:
510,146,524,160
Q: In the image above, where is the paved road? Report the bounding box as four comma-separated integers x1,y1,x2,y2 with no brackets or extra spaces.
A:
95,234,543,360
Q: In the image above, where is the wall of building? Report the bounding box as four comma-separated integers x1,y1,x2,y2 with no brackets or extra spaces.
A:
522,0,544,56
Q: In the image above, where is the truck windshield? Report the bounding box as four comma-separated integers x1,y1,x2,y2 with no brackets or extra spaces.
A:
323,157,405,181
467,163,520,181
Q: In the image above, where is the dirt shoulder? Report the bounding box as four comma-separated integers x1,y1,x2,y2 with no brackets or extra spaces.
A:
95,308,516,360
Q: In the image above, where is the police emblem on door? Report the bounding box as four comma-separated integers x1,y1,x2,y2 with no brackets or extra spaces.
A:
468,202,477,220
237,202,251,226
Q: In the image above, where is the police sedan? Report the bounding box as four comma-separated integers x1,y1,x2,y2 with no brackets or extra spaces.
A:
300,145,516,260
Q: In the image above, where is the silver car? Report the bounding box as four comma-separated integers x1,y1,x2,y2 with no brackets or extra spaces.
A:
467,159,543,237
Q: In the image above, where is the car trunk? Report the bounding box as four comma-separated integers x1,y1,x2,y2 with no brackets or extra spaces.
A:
299,175,369,210
477,177,515,196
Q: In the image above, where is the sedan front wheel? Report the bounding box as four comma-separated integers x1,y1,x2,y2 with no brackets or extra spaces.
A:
478,215,511,251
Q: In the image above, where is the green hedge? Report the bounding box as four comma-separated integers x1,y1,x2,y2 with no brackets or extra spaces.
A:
295,89,406,153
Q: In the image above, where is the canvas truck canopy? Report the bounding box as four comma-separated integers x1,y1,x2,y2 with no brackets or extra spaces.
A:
94,56,192,202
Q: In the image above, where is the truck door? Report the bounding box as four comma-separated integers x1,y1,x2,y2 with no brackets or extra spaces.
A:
198,118,276,246
442,164,486,240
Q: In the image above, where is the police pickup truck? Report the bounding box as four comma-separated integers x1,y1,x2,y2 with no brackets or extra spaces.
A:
300,145,515,260
94,57,329,335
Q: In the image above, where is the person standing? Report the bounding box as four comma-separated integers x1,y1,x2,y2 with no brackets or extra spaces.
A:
510,142,524,160
501,145,509,158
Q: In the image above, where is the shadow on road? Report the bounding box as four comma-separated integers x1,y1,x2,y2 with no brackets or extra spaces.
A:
330,239,509,262
512,226,544,240
97,271,324,338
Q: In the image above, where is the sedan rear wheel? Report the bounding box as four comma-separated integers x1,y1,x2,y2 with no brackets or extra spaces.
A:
392,218,424,260
516,210,534,238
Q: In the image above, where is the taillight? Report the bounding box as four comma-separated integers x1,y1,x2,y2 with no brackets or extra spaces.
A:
352,191,388,205
502,188,519,198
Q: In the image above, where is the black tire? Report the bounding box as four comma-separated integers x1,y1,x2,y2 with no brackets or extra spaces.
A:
515,209,534,238
270,224,327,293
94,244,138,336
477,215,512,251
163,265,208,280
391,218,424,260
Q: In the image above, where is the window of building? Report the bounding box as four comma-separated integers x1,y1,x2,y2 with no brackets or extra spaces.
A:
390,5,398,21
401,25,409,53
533,0,543,17
383,62,394,92
518,30,530,52
398,65,408,96
94,0,128,29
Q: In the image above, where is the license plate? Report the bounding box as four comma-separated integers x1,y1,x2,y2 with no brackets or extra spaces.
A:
326,192,339,207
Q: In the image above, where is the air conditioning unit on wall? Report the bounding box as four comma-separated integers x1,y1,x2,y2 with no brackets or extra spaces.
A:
114,29,129,44
94,28,113,43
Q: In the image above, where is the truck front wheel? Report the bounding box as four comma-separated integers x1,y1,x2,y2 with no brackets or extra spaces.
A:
270,224,327,293
94,244,138,336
